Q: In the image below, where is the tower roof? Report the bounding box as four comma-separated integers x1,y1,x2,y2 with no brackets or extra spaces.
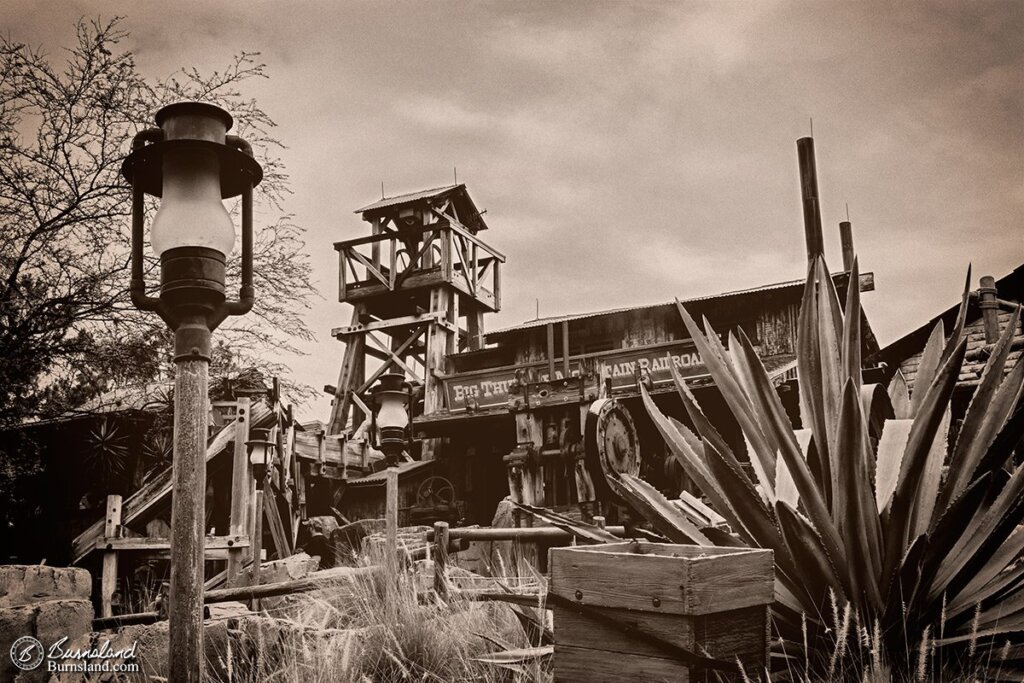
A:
355,183,488,232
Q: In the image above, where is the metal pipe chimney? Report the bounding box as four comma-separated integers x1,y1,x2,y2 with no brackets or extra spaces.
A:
797,137,824,264
839,220,855,272
979,275,1000,344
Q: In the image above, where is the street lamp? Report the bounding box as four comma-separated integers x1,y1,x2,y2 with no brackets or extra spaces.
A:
122,101,262,683
370,371,412,466
246,427,274,488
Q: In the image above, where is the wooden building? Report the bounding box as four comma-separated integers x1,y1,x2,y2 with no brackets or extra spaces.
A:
324,177,878,526
871,264,1024,439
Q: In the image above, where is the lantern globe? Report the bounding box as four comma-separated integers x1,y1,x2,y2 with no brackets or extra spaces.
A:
150,147,236,257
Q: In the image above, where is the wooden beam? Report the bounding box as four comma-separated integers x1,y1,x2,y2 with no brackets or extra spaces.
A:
98,535,249,552
386,467,399,562
263,487,291,559
227,397,251,587
100,495,122,619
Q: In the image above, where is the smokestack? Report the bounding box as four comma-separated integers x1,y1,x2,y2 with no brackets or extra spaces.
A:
797,137,824,264
839,220,855,272
979,275,1000,344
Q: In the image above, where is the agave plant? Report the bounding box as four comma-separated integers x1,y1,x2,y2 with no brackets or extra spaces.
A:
625,257,1024,678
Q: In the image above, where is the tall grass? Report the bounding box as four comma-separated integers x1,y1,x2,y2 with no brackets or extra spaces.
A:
209,543,551,682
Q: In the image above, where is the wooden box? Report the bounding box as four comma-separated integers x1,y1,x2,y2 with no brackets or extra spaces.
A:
548,542,773,682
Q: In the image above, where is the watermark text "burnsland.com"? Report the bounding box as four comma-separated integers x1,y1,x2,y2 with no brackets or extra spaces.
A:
10,635,140,673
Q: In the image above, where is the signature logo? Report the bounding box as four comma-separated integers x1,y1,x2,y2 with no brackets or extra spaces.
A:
10,636,45,671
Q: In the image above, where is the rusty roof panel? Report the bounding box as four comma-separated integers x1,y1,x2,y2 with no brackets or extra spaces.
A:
354,185,461,214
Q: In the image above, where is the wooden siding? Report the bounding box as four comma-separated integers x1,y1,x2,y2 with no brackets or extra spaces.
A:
899,311,1023,391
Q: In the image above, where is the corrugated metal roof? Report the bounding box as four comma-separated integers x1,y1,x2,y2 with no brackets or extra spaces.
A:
354,185,461,214
345,459,434,486
487,274,820,337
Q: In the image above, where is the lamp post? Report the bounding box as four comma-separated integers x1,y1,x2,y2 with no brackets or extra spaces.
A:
369,371,413,466
122,102,262,683
246,427,274,591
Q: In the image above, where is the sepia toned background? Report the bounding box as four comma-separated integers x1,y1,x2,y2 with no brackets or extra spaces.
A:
4,0,1021,419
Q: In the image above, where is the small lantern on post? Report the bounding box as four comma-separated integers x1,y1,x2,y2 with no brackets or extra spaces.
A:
246,427,274,489
370,371,413,466
121,101,262,683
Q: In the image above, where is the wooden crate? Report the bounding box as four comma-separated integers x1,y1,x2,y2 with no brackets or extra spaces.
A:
549,542,773,682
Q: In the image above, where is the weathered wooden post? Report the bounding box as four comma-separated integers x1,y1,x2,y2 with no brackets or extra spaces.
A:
386,466,399,562
549,543,773,682
100,494,122,618
433,521,449,599
227,397,251,586
798,136,824,264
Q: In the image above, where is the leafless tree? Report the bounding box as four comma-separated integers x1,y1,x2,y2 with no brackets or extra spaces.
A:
0,18,317,427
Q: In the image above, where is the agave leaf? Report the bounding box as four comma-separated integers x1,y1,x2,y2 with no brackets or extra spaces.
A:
882,337,967,586
512,503,621,544
813,258,845,506
641,384,740,532
665,364,762,503
942,266,973,367
932,463,1024,596
875,419,913,511
911,322,946,414
888,370,913,419
606,473,711,545
910,405,950,538
834,379,884,611
777,502,846,607
733,329,849,574
939,306,1024,509
796,261,832,504
775,429,813,508
943,466,1024,609
675,303,777,500
955,524,1024,607
881,534,929,649
915,472,993,604
841,259,863,391
950,555,1024,620
701,440,783,553
974,395,1024,481
474,645,553,667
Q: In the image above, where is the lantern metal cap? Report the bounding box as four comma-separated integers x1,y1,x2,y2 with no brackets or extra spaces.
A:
122,100,262,199
155,101,234,132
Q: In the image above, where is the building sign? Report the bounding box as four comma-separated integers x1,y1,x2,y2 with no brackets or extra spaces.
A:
443,340,709,413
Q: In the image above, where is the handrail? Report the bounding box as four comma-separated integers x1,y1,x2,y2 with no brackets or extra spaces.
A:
334,222,505,262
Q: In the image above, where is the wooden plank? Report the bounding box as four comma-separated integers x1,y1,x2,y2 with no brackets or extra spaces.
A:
227,397,251,586
433,521,449,599
549,543,773,616
553,643,690,683
98,535,249,552
263,488,291,559
332,312,441,338
100,495,122,619
71,401,274,564
386,467,399,560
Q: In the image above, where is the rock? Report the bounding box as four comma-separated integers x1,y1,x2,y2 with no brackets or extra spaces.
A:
0,599,93,683
330,519,385,564
0,565,91,608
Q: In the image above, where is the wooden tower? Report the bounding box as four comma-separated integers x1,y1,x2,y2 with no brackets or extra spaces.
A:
327,185,504,460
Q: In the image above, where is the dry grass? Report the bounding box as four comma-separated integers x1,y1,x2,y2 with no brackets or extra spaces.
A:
211,544,551,683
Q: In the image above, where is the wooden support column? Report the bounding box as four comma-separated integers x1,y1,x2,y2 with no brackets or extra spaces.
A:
546,323,556,379
386,467,399,562
422,287,453,460
466,307,485,351
433,521,449,600
328,303,368,435
226,397,251,587
561,320,570,377
100,494,122,619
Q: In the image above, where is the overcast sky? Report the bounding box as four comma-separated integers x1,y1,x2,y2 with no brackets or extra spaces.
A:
6,1,1022,419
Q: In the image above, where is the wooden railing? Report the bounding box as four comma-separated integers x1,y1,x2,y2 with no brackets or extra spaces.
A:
334,222,505,310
